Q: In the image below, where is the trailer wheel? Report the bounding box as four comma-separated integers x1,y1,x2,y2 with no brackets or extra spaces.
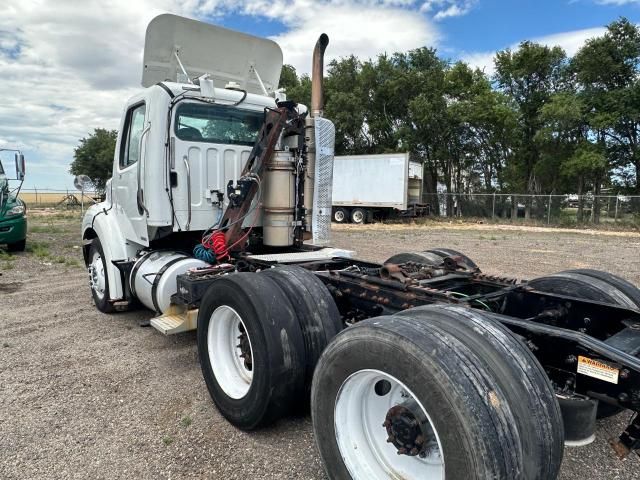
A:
262,265,342,396
312,312,528,480
333,208,348,223
88,238,114,313
396,305,564,480
197,273,306,430
529,269,640,418
350,208,366,224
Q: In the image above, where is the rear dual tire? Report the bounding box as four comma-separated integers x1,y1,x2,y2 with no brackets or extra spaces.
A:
384,248,478,271
529,268,640,419
197,268,342,428
312,305,563,480
197,273,306,430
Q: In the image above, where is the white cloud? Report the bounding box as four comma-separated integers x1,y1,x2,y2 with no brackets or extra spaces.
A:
593,0,640,4
0,0,443,189
420,0,477,20
461,26,606,77
267,3,439,75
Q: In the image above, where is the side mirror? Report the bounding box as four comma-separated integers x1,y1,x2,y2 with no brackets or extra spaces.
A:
15,153,25,180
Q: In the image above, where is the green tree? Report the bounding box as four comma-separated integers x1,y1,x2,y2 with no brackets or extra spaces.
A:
495,41,567,218
278,64,311,106
573,18,640,194
70,128,117,192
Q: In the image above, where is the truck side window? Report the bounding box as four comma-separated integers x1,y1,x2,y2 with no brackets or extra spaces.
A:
120,103,146,168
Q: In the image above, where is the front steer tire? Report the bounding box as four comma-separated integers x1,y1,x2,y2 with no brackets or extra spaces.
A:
88,238,114,313
312,307,558,480
7,239,26,252
197,273,306,430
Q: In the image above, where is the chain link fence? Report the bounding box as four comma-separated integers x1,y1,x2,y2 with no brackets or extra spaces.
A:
423,193,640,227
18,189,101,209
17,188,640,228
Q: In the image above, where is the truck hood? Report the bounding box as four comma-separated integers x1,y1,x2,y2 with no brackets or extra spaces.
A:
0,189,24,219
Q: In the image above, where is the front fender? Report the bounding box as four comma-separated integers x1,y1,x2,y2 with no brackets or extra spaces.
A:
82,202,138,301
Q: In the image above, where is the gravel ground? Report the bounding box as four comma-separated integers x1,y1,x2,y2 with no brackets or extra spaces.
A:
1,212,640,479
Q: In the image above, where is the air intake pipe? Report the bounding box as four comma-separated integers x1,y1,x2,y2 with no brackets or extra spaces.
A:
304,33,329,234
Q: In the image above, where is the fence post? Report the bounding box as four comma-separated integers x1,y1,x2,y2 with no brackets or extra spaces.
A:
492,192,496,220
34,187,38,206
615,195,619,222
547,193,552,225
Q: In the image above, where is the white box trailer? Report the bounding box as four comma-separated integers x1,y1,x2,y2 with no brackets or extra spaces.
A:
331,152,428,223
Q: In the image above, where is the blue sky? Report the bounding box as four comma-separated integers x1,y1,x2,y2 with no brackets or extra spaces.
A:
0,0,637,192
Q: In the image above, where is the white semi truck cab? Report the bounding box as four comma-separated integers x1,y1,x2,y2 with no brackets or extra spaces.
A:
82,14,339,315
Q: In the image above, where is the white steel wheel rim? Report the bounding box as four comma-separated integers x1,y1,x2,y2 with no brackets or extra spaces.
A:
352,210,364,223
89,250,106,300
208,305,254,399
335,210,345,222
334,369,444,480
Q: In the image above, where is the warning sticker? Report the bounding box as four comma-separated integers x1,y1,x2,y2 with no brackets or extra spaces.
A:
577,356,619,384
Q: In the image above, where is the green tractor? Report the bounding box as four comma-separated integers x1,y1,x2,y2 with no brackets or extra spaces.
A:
0,150,27,252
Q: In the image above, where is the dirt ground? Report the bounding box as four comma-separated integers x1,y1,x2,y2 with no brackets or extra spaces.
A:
1,211,640,479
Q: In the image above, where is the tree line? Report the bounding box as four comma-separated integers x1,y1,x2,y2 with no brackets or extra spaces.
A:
280,18,640,221
72,18,639,221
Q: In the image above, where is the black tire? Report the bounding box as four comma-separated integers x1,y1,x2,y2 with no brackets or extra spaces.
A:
262,265,342,397
561,269,640,309
312,313,526,479
529,271,638,310
529,269,640,418
350,207,366,224
197,273,306,430
333,207,348,224
396,305,564,480
424,247,479,270
88,238,114,313
384,251,444,265
7,239,26,252
384,248,478,271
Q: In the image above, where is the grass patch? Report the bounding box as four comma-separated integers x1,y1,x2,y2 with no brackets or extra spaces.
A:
2,262,14,270
25,240,50,258
0,250,13,261
29,225,65,234
180,416,192,428
162,436,174,446
65,258,81,267
54,256,66,264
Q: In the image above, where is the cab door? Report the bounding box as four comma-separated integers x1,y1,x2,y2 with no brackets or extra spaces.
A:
114,102,150,245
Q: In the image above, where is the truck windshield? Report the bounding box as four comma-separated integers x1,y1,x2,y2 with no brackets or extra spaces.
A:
175,103,264,146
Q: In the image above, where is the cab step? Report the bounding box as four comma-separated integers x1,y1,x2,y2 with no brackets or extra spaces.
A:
150,305,199,335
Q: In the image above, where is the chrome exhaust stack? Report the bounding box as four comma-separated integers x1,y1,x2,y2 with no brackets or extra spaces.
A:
305,34,334,244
